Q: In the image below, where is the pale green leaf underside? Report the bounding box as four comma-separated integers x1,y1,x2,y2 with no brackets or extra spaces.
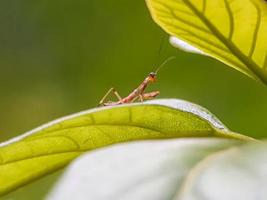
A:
0,99,253,195
177,141,267,200
146,0,267,83
47,139,266,200
47,139,240,200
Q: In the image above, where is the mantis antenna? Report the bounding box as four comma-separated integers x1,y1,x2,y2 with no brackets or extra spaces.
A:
155,56,176,74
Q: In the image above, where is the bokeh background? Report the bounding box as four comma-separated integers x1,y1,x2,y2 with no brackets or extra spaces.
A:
1,0,267,199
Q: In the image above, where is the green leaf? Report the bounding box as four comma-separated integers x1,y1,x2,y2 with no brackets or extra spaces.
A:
0,99,254,196
146,0,267,84
177,141,267,200
46,139,241,200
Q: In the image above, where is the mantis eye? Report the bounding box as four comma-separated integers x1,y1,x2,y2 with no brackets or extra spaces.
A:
149,72,156,77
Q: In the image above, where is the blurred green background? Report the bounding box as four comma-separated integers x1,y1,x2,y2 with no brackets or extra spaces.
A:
1,0,267,199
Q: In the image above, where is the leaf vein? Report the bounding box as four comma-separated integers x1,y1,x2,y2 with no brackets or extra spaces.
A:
153,0,192,16
156,2,211,35
202,0,206,13
263,53,267,69
249,0,261,58
178,33,250,73
224,0,234,40
160,19,229,52
173,146,239,199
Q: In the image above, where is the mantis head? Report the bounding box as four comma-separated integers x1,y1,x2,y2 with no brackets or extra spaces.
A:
148,72,157,82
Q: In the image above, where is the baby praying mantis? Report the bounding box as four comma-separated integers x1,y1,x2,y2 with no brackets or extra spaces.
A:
98,56,175,106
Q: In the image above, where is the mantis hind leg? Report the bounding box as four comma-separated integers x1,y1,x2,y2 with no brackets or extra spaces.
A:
98,87,122,106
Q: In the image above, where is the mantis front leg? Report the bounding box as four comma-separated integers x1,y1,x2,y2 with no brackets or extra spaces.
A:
132,91,160,103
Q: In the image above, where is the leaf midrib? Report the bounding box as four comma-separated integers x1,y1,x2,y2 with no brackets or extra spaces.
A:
0,150,85,166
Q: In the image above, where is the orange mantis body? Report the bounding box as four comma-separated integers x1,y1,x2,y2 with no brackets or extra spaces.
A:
98,57,175,106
